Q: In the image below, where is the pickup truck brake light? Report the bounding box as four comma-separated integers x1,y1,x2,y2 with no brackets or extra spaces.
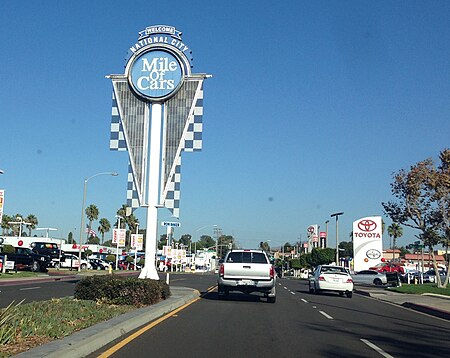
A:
219,264,224,277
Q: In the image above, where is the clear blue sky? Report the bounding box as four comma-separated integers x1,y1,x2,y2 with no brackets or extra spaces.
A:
1,1,449,249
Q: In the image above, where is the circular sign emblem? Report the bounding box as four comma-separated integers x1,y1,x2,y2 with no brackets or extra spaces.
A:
366,249,381,259
358,219,377,232
128,49,183,101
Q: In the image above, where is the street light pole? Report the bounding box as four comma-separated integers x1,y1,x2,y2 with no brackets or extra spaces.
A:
325,220,329,248
330,212,344,266
79,172,118,272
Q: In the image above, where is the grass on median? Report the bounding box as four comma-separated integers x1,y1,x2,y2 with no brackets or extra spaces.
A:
389,283,450,296
0,297,135,357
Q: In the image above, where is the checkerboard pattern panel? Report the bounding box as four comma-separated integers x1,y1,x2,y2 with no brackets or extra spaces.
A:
109,91,127,151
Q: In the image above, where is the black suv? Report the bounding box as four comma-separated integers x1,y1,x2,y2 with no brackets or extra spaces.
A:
2,247,52,272
31,242,62,260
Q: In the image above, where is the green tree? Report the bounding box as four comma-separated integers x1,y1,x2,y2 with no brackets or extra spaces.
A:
98,218,111,245
85,204,99,241
382,149,450,287
179,234,192,247
259,241,271,252
1,214,13,235
339,241,353,258
310,248,335,266
67,231,75,244
197,235,215,250
25,214,38,236
387,223,403,261
87,236,100,244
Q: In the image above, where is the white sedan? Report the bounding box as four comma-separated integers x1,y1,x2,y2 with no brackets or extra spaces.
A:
309,265,354,298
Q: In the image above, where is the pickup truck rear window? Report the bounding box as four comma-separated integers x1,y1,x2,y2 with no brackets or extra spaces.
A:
226,252,268,264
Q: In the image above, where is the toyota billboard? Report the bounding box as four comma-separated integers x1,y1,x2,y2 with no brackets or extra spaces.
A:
352,216,383,272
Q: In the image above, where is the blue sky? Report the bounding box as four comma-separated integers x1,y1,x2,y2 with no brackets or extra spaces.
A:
1,1,449,249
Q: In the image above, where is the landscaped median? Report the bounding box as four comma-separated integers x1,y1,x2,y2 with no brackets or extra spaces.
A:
0,275,170,357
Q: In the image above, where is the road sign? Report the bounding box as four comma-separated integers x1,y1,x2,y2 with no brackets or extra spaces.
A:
161,221,181,227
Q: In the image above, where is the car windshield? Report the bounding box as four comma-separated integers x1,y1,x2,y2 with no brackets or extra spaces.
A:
321,266,347,274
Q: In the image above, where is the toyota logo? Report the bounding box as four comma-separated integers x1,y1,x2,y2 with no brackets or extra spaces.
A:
358,220,377,232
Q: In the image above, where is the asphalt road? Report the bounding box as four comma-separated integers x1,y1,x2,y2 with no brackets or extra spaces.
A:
0,278,79,307
90,274,450,358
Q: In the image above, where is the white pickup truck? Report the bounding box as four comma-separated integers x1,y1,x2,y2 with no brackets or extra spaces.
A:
217,249,276,303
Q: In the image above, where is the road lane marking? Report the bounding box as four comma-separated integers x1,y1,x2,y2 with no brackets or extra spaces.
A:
301,298,308,303
360,339,394,358
290,291,295,295
319,311,333,320
283,286,288,290
97,296,202,357
19,287,41,291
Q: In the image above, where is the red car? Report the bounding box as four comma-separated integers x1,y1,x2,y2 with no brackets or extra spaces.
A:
369,262,405,274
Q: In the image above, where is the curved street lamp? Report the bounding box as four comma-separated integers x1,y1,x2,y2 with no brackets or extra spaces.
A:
78,172,118,271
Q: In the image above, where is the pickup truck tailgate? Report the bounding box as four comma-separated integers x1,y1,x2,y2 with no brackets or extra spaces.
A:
223,262,271,280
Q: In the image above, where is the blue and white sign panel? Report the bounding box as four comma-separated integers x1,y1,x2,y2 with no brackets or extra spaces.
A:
128,50,184,101
161,221,181,227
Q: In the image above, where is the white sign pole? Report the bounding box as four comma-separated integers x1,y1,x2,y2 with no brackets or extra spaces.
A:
139,103,162,280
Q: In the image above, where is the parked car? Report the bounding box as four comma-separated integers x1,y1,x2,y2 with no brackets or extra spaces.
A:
309,265,354,298
89,258,110,270
31,242,62,260
369,262,405,274
54,254,91,270
422,269,447,283
352,270,387,286
2,247,52,272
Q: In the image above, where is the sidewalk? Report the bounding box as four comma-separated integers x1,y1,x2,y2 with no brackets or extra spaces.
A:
354,286,450,320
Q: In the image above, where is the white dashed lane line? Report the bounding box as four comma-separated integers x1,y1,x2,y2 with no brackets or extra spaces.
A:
319,311,334,320
19,287,41,291
360,339,394,358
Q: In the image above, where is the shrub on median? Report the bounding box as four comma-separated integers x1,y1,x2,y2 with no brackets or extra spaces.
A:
74,274,171,306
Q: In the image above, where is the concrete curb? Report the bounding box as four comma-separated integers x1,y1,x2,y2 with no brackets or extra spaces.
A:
401,302,450,321
354,289,450,321
15,286,200,358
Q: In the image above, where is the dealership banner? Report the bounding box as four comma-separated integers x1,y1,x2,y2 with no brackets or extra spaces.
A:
307,224,319,251
353,216,383,272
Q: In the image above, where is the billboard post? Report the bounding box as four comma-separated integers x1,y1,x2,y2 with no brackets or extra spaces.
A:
108,25,210,279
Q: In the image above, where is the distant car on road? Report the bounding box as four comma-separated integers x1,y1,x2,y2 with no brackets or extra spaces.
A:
309,265,354,298
54,254,91,270
352,270,387,286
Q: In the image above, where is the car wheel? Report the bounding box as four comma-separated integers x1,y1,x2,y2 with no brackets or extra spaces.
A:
309,283,314,294
81,263,87,270
267,296,276,303
346,291,353,298
32,261,40,272
374,278,382,286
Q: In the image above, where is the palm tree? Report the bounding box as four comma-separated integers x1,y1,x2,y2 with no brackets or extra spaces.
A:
387,223,403,261
26,214,38,237
1,214,13,235
98,218,111,244
85,204,99,240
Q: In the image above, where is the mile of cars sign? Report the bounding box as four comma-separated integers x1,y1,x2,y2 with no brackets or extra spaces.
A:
108,25,209,279
352,216,383,272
